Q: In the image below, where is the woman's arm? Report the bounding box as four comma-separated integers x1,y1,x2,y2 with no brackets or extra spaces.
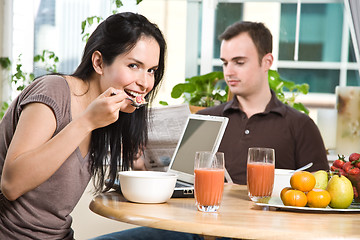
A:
1,88,127,200
132,151,147,171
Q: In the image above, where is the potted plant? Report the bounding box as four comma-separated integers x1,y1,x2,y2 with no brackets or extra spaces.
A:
161,69,309,115
161,71,228,113
268,69,309,115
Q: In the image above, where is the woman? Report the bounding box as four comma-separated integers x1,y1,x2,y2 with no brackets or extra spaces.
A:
0,12,166,239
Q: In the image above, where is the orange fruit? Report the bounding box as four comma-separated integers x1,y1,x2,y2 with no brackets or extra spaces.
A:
290,171,316,192
282,189,307,207
280,187,293,201
307,188,331,208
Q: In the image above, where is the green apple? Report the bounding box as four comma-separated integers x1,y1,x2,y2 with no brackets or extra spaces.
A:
313,170,328,190
326,175,354,209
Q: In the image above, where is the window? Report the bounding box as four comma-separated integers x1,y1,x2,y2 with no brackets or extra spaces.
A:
4,0,188,106
277,2,358,93
11,0,137,78
186,0,360,100
33,0,113,75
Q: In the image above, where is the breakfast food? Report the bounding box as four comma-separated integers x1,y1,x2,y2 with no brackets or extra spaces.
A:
290,171,316,192
135,95,146,105
313,170,328,190
307,189,331,208
279,166,360,209
282,189,307,207
280,170,332,208
330,152,360,202
326,174,354,209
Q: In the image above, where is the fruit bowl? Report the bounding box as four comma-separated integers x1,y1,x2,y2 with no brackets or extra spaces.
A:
330,153,360,203
344,173,360,202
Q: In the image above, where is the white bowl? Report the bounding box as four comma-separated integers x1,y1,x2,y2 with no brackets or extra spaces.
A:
118,171,177,203
272,169,293,198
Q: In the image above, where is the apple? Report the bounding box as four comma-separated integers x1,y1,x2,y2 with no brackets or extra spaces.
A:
326,175,354,209
313,170,328,190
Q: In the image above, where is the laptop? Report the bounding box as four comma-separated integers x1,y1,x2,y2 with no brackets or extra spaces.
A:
109,113,229,198
168,114,229,198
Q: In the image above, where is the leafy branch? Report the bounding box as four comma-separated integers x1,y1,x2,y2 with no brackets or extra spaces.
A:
0,51,59,117
112,0,143,13
0,57,11,69
81,16,103,42
81,0,143,41
268,69,309,114
1,0,143,119
170,71,228,107
33,50,59,73
165,69,310,115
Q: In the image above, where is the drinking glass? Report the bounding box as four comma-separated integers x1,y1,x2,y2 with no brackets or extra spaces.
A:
194,151,225,212
247,147,275,202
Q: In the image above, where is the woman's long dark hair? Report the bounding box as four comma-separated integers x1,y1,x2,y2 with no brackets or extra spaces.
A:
72,12,166,193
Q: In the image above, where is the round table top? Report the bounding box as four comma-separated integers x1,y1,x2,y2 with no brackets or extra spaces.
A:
89,184,360,239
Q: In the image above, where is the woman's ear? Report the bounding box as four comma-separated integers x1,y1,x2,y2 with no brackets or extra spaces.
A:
262,53,273,71
92,51,104,75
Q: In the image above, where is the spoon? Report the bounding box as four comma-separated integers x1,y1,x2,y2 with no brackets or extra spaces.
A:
292,162,313,173
126,97,148,109
110,92,148,109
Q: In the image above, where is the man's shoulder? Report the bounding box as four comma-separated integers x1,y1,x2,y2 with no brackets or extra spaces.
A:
282,103,310,121
279,104,318,135
197,103,227,116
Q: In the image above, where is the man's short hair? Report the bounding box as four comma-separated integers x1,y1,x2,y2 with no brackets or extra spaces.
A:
219,21,273,63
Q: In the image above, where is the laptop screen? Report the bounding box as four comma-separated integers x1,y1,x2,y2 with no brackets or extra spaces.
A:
168,115,228,184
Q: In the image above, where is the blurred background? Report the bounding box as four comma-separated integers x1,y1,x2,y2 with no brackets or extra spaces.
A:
1,0,359,107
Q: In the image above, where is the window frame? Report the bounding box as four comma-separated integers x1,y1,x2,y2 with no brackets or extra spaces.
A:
187,0,360,107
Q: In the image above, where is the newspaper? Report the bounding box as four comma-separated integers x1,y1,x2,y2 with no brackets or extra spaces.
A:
143,104,191,171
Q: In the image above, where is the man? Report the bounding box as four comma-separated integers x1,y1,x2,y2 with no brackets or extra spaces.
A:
198,21,329,184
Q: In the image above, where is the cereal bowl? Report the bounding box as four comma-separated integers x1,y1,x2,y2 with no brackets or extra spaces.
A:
118,171,177,203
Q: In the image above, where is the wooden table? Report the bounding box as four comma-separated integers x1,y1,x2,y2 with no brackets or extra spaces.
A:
89,184,360,239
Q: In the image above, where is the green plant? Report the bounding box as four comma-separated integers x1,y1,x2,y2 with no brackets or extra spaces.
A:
1,0,144,119
0,52,60,118
164,69,309,115
0,57,11,69
268,69,309,115
81,0,143,42
164,71,228,107
81,16,103,42
12,55,35,91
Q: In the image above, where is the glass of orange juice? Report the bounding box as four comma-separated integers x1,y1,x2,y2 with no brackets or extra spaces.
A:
247,147,275,202
194,151,225,212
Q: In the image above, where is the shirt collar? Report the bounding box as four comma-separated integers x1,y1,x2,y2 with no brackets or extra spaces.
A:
223,90,286,117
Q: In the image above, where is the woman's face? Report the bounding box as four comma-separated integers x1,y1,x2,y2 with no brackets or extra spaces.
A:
99,36,160,112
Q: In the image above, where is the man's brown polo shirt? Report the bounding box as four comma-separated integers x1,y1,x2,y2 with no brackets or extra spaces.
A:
198,91,329,184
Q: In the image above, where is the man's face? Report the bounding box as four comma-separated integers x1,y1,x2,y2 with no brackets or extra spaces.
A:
220,32,271,98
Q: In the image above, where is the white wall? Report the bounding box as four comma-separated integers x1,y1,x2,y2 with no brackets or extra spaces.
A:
0,0,4,101
139,0,188,106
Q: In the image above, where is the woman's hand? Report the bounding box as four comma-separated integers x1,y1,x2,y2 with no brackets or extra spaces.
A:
132,151,147,171
1,88,129,200
81,88,132,130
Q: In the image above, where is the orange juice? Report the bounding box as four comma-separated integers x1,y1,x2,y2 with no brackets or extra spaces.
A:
247,162,275,199
194,168,225,207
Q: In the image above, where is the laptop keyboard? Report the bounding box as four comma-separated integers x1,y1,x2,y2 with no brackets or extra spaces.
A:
175,181,192,188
